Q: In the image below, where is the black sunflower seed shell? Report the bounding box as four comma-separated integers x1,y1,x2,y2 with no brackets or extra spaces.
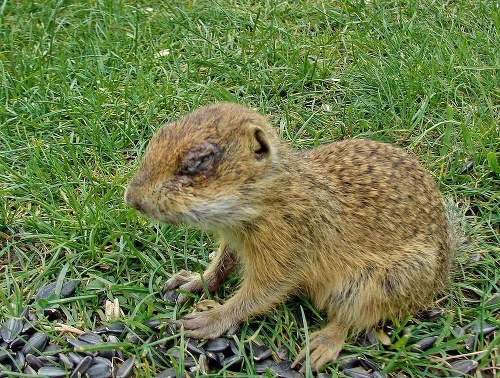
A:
1,318,24,344
69,355,93,378
343,368,373,378
21,332,48,355
37,366,67,377
470,322,498,337
78,332,103,344
85,363,112,378
411,336,437,352
116,356,136,378
204,338,229,352
36,282,58,300
449,359,478,376
26,353,44,370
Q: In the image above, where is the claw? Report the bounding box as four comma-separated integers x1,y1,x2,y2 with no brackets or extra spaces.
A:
172,308,233,340
164,289,180,303
163,269,198,291
292,328,345,372
291,350,306,370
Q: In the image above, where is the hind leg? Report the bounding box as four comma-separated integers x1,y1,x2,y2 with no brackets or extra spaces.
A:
291,321,348,373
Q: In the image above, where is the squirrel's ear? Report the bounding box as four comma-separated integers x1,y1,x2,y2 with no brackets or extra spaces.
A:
250,127,271,161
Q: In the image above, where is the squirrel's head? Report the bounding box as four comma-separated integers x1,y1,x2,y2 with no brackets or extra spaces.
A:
124,103,281,230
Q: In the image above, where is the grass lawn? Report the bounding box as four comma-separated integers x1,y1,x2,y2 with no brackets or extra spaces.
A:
1,0,499,377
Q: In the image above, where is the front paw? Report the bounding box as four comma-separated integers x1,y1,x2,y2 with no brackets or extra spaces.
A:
164,269,201,291
163,270,203,304
178,309,233,339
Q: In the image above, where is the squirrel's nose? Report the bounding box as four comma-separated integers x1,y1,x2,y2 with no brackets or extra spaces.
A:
124,186,143,211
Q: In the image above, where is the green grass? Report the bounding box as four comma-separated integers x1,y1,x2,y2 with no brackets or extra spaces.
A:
1,0,499,377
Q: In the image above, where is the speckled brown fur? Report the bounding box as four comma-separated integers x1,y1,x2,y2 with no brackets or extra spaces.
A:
125,103,457,372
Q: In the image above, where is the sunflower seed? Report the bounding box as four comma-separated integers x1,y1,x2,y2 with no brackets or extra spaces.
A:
0,350,12,364
126,331,148,344
39,353,59,364
43,308,61,321
411,336,437,352
144,319,162,332
106,335,123,359
79,332,103,344
67,337,93,350
183,355,197,368
338,357,360,370
85,363,112,378
254,345,273,361
419,308,443,322
97,348,114,360
23,365,37,375
106,334,120,343
95,322,126,335
1,318,23,344
223,354,244,371
470,322,498,337
10,337,26,349
150,346,170,367
229,339,240,355
21,320,36,335
186,339,205,356
21,332,48,355
205,351,224,365
448,359,478,376
43,344,62,355
266,360,304,378
359,357,380,372
276,345,288,360
225,325,239,336
254,359,276,374
116,356,136,378
486,293,499,307
26,354,44,370
18,306,30,319
204,338,229,352
465,335,475,350
60,281,77,298
37,366,67,377
36,282,58,300
355,329,378,348
344,368,373,378
452,327,466,338
92,356,112,367
68,352,85,365
155,367,176,378
14,351,25,369
460,160,474,174
58,353,74,369
166,347,181,360
69,355,92,378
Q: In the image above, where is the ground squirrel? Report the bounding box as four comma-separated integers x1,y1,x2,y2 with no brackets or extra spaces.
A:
125,103,458,372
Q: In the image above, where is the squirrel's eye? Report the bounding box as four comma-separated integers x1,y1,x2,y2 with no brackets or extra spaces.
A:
180,142,220,175
185,154,214,174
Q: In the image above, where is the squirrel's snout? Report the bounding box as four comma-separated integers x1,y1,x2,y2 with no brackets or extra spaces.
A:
124,185,143,212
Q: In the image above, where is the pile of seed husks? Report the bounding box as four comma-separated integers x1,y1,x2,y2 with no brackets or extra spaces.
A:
0,281,497,378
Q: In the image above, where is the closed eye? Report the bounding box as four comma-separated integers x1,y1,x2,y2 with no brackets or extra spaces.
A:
179,142,221,176
186,154,214,174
